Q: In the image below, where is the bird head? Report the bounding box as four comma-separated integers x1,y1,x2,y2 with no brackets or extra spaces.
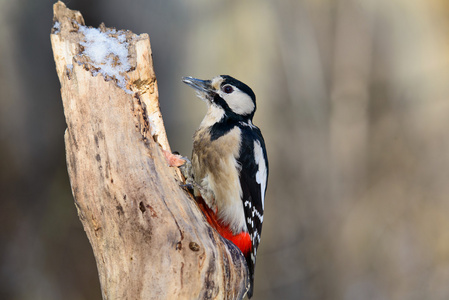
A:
182,75,256,121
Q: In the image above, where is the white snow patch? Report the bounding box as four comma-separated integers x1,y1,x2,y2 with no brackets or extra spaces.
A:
78,25,132,91
53,21,60,33
148,114,157,137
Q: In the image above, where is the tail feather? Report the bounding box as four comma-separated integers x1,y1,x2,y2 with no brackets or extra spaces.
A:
195,196,255,297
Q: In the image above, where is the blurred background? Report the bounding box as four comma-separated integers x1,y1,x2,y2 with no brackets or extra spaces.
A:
2,0,449,299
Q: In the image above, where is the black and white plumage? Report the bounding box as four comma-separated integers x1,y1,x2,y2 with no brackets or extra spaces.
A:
182,75,268,298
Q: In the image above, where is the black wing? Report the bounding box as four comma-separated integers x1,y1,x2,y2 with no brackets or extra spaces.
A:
237,124,268,298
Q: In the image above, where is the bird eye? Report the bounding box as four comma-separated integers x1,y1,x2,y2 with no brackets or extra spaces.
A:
223,85,234,94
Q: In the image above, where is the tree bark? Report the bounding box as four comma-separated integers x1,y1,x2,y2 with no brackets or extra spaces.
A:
50,2,249,299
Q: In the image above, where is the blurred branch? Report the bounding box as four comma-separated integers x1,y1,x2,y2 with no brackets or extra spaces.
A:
50,2,248,299
330,0,373,205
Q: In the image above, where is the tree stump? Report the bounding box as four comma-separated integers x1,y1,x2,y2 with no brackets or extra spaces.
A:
50,2,249,299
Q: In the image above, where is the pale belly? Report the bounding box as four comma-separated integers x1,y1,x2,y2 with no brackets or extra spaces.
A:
191,126,247,234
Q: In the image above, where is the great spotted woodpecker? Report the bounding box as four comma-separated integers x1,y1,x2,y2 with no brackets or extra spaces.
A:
182,75,268,298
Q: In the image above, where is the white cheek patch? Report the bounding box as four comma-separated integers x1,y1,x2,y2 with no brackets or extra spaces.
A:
219,89,255,116
253,140,267,210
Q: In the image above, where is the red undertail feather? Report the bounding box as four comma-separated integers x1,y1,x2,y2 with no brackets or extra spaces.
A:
196,197,252,256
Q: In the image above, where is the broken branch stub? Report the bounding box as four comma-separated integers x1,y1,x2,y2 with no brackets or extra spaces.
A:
50,1,249,299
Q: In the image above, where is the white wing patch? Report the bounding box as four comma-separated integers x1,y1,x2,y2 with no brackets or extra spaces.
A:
253,140,267,210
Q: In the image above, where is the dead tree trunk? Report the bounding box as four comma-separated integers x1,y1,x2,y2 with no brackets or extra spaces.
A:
50,2,248,299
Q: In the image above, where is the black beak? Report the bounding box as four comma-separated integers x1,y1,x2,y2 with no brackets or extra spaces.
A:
182,76,213,94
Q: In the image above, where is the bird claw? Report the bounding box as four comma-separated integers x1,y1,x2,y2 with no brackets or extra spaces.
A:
180,183,194,194
162,150,199,196
179,158,193,180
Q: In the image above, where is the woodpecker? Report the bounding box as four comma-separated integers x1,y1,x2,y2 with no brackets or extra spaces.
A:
182,75,268,298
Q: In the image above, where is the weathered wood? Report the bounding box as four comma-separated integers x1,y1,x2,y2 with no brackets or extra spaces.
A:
50,2,248,299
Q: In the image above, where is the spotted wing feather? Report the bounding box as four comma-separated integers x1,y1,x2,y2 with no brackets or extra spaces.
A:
237,125,268,297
